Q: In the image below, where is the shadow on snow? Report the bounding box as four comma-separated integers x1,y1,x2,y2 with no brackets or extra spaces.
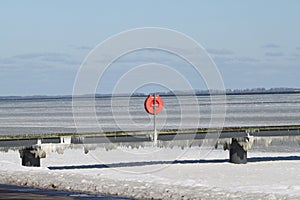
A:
48,156,300,170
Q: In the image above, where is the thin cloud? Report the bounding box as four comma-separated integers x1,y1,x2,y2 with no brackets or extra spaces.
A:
296,47,300,50
261,43,280,48
213,56,260,65
234,57,260,62
14,52,69,61
265,52,284,57
68,44,93,51
286,53,300,61
0,52,81,71
207,48,234,56
108,49,186,66
0,57,16,65
12,52,80,65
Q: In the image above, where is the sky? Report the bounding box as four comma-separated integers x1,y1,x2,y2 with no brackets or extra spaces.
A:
0,0,300,96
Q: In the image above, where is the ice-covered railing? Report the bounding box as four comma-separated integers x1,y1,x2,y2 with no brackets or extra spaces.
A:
1,125,300,166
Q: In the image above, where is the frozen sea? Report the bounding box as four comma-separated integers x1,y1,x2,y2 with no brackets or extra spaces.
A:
0,93,300,136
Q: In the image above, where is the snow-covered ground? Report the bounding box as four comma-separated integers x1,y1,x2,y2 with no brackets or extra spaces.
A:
0,143,300,200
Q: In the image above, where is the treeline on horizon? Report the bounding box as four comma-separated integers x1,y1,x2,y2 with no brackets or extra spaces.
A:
132,87,300,97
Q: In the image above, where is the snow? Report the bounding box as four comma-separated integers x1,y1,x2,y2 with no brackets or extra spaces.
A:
0,145,300,199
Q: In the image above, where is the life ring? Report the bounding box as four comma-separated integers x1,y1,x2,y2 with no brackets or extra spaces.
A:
144,94,164,115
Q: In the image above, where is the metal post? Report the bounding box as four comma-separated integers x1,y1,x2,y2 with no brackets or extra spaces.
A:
153,94,157,145
19,148,41,167
229,138,247,164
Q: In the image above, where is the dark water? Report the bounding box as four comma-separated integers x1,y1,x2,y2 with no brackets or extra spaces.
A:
0,184,131,200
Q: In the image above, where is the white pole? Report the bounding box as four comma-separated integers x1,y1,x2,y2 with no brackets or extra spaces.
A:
153,94,157,145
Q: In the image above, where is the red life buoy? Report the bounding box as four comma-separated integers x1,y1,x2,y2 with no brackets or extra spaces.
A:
144,94,164,115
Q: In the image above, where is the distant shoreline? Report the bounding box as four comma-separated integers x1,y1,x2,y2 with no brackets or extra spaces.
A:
0,90,300,100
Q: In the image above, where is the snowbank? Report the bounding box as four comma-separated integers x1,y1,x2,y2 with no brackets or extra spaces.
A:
0,146,300,199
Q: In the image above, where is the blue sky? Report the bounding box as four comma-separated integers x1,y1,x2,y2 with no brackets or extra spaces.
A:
0,1,300,96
